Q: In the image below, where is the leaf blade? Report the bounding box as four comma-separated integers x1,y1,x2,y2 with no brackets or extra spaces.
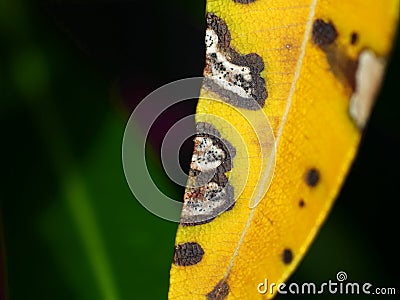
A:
169,0,399,299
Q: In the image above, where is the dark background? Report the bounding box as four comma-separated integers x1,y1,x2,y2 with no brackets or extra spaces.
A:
1,1,399,299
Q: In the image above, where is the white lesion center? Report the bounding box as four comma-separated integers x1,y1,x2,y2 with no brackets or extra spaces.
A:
182,182,228,217
205,29,254,99
191,136,225,172
349,50,386,129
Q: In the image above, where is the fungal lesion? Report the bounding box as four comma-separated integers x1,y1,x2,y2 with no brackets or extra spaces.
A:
350,32,358,45
232,0,257,4
173,242,205,266
311,18,358,92
305,168,320,187
282,248,293,265
191,136,227,172
180,122,237,226
182,177,234,224
206,279,230,300
203,13,267,110
311,18,386,130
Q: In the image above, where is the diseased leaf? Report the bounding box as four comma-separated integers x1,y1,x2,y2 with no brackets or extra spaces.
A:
169,0,399,299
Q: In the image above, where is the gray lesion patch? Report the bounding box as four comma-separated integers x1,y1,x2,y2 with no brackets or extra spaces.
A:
180,122,236,226
203,13,267,110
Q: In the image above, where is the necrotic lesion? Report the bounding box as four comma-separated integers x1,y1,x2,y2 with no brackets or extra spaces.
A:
179,122,236,226
173,242,205,266
203,13,267,110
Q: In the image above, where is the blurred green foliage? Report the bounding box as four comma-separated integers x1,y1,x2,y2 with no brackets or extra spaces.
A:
1,1,399,299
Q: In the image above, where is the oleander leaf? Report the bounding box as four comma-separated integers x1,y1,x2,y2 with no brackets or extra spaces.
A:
169,0,399,299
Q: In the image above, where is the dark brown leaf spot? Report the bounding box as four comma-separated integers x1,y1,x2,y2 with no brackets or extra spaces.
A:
299,199,305,207
206,13,231,49
207,280,229,300
173,242,204,266
350,32,358,45
282,248,293,264
312,19,338,46
232,0,257,4
305,168,320,187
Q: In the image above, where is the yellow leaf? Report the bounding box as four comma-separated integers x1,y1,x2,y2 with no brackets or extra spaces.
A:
169,0,399,299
